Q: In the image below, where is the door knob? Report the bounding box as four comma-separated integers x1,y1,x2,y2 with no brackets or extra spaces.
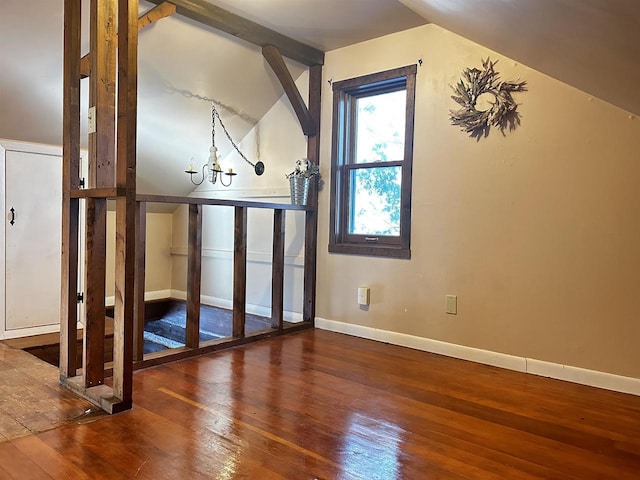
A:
9,207,15,225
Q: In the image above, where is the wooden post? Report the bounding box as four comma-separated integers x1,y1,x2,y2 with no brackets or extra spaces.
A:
88,0,116,189
186,204,202,349
112,0,139,409
82,0,117,389
134,201,146,362
61,0,82,378
83,198,107,387
303,64,322,323
233,206,247,338
271,209,285,329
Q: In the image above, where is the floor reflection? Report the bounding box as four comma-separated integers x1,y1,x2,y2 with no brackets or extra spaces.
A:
340,412,403,479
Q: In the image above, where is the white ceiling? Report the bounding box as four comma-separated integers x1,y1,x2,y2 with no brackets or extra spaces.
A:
1,0,638,198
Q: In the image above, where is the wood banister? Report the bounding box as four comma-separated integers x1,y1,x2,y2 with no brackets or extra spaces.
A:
233,206,247,339
271,209,286,329
186,204,203,348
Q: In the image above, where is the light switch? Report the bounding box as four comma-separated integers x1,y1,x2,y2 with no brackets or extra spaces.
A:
88,106,96,134
445,295,457,315
358,287,370,306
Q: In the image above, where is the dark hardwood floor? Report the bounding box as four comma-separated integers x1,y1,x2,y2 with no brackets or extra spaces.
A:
1,329,640,479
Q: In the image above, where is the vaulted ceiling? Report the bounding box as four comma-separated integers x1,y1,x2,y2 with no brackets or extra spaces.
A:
1,0,638,197
400,0,640,119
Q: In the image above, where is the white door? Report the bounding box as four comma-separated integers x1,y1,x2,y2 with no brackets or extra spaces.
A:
5,150,62,330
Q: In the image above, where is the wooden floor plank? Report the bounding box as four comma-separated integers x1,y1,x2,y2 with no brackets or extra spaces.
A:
0,441,53,479
0,342,93,442
11,435,93,480
2,329,640,478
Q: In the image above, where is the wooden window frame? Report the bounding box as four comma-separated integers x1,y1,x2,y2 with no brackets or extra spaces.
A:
328,64,417,259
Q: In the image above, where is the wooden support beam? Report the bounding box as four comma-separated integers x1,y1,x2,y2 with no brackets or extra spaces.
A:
61,0,82,378
233,206,247,338
134,202,146,362
82,0,117,390
137,322,313,369
138,1,176,29
185,204,202,349
79,2,176,78
146,0,324,66
112,0,139,407
271,209,285,329
88,0,116,188
262,45,316,136
83,198,107,387
303,64,322,323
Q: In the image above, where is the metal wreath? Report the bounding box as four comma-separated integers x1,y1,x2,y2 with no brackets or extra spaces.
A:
449,58,527,139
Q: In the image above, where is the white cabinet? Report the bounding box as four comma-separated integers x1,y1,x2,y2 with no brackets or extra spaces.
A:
1,140,65,339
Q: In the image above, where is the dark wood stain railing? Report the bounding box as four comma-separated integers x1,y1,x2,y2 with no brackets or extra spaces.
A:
131,194,316,371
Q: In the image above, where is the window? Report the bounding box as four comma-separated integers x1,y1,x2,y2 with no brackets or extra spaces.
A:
329,65,417,259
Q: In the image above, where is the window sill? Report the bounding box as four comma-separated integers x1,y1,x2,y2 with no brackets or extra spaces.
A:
328,243,411,259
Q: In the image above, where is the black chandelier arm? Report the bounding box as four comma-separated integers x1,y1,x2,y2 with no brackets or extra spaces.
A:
186,163,207,186
219,173,233,187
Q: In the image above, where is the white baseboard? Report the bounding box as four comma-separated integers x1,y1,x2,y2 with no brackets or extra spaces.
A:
0,321,83,341
170,289,303,323
105,289,172,307
315,318,640,397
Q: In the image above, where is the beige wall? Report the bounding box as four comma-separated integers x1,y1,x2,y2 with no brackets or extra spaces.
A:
106,211,173,298
315,24,640,379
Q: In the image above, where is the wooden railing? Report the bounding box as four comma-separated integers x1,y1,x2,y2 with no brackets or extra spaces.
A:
60,192,317,412
133,194,317,368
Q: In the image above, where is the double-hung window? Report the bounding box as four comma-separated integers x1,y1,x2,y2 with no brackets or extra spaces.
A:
329,64,417,258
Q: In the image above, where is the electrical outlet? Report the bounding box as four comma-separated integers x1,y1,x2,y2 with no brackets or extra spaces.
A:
445,295,457,315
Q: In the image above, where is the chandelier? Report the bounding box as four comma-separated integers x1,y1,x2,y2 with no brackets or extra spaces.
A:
185,103,265,187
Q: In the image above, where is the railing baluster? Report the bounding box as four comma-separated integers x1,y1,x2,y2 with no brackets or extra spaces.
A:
134,201,146,361
83,198,107,387
271,209,285,329
186,204,202,349
303,209,317,323
233,206,247,338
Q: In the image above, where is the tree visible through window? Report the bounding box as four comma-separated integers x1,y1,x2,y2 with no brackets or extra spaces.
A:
329,65,416,258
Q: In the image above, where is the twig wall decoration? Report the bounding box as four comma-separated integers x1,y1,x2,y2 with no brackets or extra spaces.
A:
449,58,527,139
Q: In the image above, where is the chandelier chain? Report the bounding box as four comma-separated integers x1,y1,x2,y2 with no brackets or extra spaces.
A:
211,103,255,168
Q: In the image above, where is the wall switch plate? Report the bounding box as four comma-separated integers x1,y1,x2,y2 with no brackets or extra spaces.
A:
445,295,457,315
358,287,370,306
88,106,96,134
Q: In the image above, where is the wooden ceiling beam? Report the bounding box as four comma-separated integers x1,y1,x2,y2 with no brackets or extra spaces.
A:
80,2,176,78
137,1,176,29
262,45,316,136
145,0,324,66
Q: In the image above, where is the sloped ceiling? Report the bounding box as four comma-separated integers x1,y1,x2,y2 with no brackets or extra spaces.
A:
1,0,638,199
399,0,640,117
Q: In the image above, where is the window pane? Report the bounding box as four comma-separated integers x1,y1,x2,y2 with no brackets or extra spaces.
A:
349,166,401,236
355,90,406,164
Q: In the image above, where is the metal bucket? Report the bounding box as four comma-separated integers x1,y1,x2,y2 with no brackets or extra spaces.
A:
289,176,310,205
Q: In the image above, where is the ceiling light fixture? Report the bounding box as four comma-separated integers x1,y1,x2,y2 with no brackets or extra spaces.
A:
185,102,265,187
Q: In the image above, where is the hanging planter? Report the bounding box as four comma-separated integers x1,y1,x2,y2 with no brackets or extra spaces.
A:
289,176,310,205
286,158,319,206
